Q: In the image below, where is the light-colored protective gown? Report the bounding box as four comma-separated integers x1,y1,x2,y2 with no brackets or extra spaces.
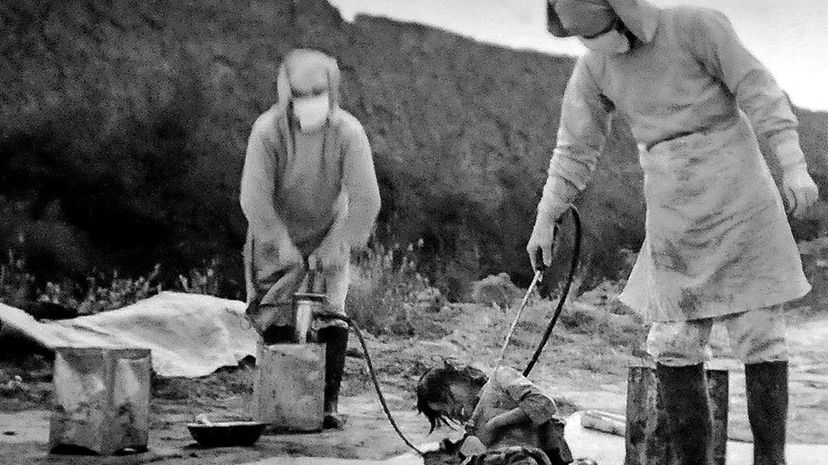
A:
544,4,810,322
240,50,380,327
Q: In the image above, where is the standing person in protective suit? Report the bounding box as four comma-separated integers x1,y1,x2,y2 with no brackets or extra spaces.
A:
528,1,819,464
240,48,381,429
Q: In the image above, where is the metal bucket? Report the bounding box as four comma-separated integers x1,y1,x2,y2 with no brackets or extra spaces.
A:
251,342,325,432
49,347,152,455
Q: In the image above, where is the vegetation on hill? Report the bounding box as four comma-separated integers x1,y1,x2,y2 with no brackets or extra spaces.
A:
1,0,826,303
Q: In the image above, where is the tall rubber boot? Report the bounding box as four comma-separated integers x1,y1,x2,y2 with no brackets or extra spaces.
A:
746,361,788,465
318,326,349,429
656,363,714,465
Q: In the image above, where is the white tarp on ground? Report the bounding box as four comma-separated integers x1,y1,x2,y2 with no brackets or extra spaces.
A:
0,292,259,378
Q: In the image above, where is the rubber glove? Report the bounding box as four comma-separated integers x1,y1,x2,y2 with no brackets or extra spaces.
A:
309,193,350,270
782,164,818,219
309,234,349,270
528,174,578,270
773,135,819,219
261,235,302,266
527,196,572,271
527,211,559,271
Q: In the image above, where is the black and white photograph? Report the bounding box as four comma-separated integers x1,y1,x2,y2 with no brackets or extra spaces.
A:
0,1,826,464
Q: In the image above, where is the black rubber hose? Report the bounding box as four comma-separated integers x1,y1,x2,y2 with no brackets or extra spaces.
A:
523,205,582,377
316,314,424,456
314,205,582,454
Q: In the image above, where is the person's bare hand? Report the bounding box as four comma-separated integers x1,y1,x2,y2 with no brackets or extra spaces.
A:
474,419,498,446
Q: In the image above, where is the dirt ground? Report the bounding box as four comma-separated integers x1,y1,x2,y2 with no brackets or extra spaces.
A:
1,283,826,464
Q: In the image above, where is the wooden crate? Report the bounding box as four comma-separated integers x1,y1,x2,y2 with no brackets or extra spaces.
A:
49,347,151,455
251,342,325,432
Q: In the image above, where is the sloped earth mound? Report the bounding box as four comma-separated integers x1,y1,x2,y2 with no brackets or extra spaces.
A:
1,284,826,464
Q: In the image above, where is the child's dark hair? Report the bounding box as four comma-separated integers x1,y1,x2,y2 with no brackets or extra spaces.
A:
416,362,488,433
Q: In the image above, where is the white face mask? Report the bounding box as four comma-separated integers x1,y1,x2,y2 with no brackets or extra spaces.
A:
578,28,631,54
292,93,330,132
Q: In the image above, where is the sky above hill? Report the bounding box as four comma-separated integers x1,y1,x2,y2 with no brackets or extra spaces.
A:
329,0,828,111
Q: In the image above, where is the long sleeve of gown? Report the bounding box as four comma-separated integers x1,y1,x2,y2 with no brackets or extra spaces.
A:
239,118,292,244
541,58,613,218
339,119,381,248
685,9,806,170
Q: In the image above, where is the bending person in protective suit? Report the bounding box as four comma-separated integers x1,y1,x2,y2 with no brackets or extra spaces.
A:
530,1,819,464
240,48,381,429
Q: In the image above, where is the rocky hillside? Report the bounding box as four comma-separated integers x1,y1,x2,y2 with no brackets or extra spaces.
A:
1,0,826,299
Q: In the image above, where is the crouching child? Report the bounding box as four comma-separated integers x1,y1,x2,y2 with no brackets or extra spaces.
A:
416,363,574,465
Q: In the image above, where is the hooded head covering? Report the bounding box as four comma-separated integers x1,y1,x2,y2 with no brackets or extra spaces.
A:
275,49,341,116
546,0,659,43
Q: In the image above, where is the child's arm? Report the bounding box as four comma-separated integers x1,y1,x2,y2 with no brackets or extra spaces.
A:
495,367,559,426
473,407,531,445
488,408,531,429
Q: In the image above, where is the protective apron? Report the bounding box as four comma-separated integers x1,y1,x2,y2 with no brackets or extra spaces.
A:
619,114,810,322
